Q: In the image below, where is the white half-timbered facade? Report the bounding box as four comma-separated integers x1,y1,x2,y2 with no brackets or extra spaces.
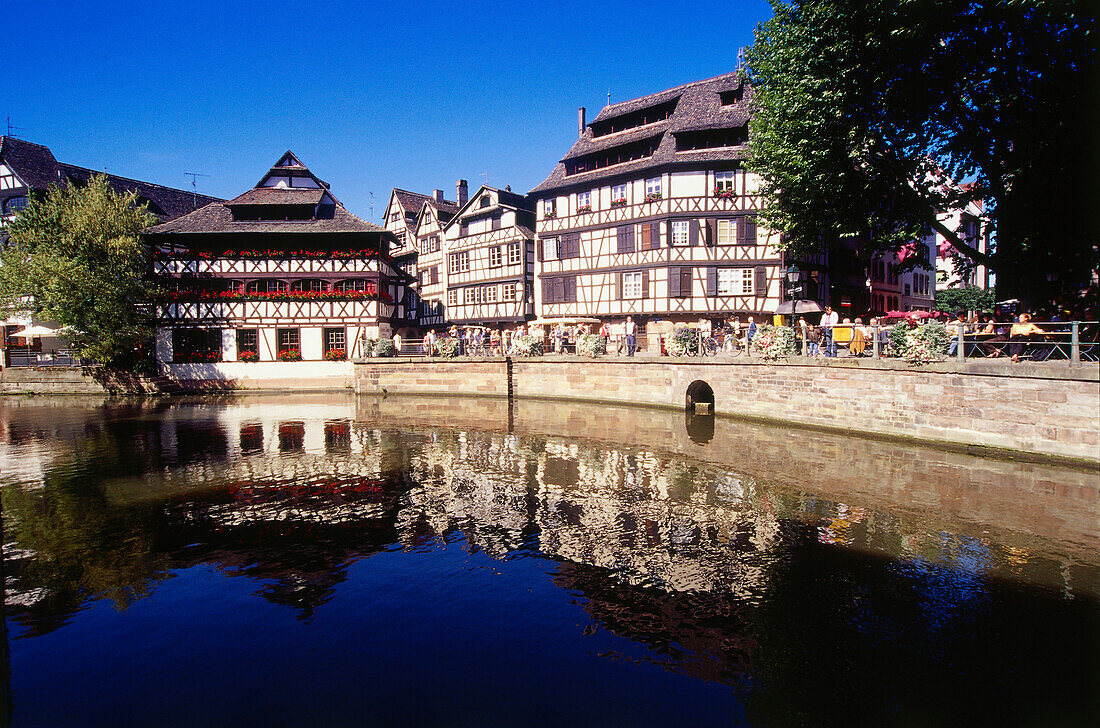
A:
145,151,408,365
441,185,536,325
529,73,825,328
413,192,459,327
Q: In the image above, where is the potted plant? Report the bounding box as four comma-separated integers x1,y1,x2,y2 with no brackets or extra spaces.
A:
610,198,628,208
324,348,347,361
239,350,259,363
277,348,302,362
643,192,663,203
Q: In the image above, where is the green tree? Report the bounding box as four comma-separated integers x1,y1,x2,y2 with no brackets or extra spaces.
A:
746,0,1096,305
0,175,156,369
934,286,996,313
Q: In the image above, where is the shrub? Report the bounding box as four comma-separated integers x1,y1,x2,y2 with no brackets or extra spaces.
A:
511,334,543,357
324,348,347,361
434,337,460,358
752,324,796,359
239,350,259,363
277,348,302,362
576,333,606,358
901,321,950,363
666,327,701,356
372,339,396,358
887,324,909,357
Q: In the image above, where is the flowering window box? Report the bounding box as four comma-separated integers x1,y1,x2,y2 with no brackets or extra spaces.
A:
576,204,592,214
713,188,737,200
324,348,347,361
609,198,628,208
239,350,259,363
277,348,302,362
643,192,663,203
543,211,557,220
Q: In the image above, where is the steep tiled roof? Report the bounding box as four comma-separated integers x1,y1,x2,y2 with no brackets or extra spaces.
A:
393,188,434,213
0,136,221,221
227,187,326,206
530,72,752,195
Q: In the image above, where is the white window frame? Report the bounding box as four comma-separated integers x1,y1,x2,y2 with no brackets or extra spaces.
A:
645,177,662,196
542,238,558,261
576,190,591,210
717,268,753,296
717,219,736,245
502,282,517,301
715,170,736,191
465,287,479,304
544,199,556,216
671,220,690,246
622,271,643,299
612,183,627,203
489,246,503,268
449,251,469,273
507,242,522,265
484,285,498,303
447,289,458,306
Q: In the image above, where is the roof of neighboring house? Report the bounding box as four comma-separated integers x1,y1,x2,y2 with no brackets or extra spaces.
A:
0,136,221,221
146,151,384,236
530,72,752,195
444,184,535,232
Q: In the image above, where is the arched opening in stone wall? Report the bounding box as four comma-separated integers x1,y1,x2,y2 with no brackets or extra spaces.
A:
685,380,715,413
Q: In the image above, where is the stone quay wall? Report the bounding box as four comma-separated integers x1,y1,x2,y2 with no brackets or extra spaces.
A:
354,357,1100,464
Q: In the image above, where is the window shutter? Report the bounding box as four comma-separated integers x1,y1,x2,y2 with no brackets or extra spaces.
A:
537,237,543,262
641,270,649,298
542,278,552,302
641,223,651,250
668,266,680,297
565,275,576,303
681,267,693,297
707,267,717,296
665,220,673,247
689,220,699,246
706,219,716,246
616,272,623,300
754,266,767,294
744,216,757,245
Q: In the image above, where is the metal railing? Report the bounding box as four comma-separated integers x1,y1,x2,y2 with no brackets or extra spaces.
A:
3,348,84,367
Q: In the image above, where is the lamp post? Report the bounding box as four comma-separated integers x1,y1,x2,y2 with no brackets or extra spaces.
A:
785,265,803,353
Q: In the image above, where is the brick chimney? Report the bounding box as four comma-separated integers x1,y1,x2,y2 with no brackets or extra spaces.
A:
578,107,586,138
433,189,444,204
456,179,468,207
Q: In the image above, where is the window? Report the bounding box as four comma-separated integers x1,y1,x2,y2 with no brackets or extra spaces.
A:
507,242,522,265
542,275,576,303
622,271,644,299
641,222,659,249
323,327,345,355
489,246,503,268
492,215,501,230
544,199,556,217
542,237,558,260
465,287,480,304
3,196,28,215
738,216,757,245
717,268,754,296
671,220,690,246
420,271,429,288
460,221,469,236
336,279,372,293
480,195,491,208
276,328,300,355
291,279,325,292
430,266,439,284
576,190,591,211
390,211,401,222
612,183,627,204
670,267,693,298
449,251,469,273
645,177,662,197
171,328,221,363
429,235,440,253
484,285,498,303
236,329,258,359
617,225,635,254
448,289,458,306
717,219,735,245
715,170,736,191
502,282,517,301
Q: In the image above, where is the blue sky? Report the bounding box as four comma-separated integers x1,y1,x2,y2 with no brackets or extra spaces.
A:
6,0,773,221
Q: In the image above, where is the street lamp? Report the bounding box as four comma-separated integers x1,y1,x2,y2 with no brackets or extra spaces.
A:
785,265,804,353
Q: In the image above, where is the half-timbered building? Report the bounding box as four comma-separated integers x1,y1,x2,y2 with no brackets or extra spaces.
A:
0,136,220,364
145,151,409,365
412,189,460,327
529,73,825,331
441,185,536,326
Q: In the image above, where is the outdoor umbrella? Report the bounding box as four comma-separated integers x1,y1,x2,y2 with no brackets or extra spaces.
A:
9,324,59,339
775,300,824,315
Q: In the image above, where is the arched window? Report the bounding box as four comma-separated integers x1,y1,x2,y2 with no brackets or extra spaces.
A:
3,196,28,215
479,196,491,208
291,279,326,292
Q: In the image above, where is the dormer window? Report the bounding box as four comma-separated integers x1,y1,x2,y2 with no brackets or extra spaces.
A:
719,87,744,106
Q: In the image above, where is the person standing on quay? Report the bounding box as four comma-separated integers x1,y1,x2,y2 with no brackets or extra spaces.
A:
625,316,637,357
821,305,839,357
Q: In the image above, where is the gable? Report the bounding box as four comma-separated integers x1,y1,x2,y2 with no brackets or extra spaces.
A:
0,163,26,191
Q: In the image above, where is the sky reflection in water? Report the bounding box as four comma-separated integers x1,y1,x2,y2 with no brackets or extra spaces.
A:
0,395,1097,727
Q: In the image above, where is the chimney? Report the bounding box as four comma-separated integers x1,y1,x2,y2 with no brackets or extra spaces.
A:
433,189,444,204
578,107,586,138
456,179,468,206
505,185,511,193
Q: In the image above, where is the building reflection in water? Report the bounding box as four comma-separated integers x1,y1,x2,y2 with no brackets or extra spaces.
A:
0,394,1097,721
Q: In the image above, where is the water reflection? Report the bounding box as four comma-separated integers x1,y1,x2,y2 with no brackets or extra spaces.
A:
1,395,1098,725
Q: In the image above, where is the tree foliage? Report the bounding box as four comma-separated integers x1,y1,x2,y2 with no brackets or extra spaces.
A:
0,175,157,369
746,0,1096,304
934,286,996,313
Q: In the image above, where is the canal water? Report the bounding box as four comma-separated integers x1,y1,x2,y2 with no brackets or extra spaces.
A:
0,395,1096,727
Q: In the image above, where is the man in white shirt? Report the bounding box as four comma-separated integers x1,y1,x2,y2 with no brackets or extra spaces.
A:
821,305,839,357
625,316,637,356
